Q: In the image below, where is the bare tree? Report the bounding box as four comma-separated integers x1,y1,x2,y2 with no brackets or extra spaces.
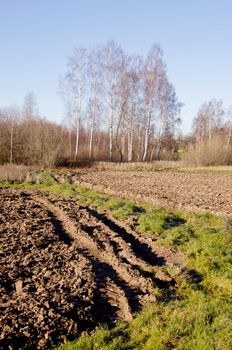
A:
61,47,87,162
126,56,141,161
193,99,224,141
87,47,103,160
22,92,39,120
0,107,20,163
154,77,182,160
21,92,40,164
115,55,129,162
142,45,164,161
58,40,182,163
104,41,123,160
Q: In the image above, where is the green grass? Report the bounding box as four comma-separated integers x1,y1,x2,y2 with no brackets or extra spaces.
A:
0,172,231,350
55,203,232,350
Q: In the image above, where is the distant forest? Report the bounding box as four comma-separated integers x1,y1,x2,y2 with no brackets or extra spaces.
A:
0,41,231,166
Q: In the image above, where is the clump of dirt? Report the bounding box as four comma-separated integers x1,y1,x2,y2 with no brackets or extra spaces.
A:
54,170,232,216
0,188,179,349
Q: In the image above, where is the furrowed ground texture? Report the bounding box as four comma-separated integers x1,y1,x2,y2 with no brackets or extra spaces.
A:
0,188,179,349
54,169,232,215
0,169,231,350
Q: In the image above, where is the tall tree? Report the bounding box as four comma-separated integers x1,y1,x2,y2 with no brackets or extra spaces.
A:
59,41,182,163
193,99,224,141
104,41,123,160
87,47,103,160
126,55,141,161
115,55,129,162
142,45,164,161
61,47,87,161
22,92,39,121
154,76,182,160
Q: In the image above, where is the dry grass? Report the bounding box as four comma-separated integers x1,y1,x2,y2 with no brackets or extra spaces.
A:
55,162,232,179
0,164,42,183
182,135,232,166
90,160,182,172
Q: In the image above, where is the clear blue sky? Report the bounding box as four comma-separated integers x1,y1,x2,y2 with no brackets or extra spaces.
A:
0,0,231,134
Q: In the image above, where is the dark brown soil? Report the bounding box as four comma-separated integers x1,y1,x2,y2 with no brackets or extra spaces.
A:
0,188,179,349
55,170,232,216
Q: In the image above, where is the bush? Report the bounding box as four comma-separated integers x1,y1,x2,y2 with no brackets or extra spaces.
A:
182,135,232,166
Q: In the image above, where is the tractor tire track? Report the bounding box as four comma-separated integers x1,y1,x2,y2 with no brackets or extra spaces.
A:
1,188,178,349
35,195,159,304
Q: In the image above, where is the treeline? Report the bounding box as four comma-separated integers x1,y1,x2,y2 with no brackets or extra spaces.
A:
0,94,68,166
0,41,182,166
0,96,180,166
1,41,231,167
1,96,231,167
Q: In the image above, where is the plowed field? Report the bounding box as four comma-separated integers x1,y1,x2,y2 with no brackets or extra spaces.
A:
0,188,180,349
54,170,232,216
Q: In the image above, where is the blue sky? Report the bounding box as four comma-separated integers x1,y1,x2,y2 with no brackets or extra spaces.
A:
0,0,231,134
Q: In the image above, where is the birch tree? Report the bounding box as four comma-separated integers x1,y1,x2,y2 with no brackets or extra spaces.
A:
59,41,182,162
62,47,87,162
115,55,129,162
142,45,164,161
88,47,103,160
22,92,40,164
104,41,123,160
155,76,182,160
193,100,224,141
22,92,39,120
126,55,141,161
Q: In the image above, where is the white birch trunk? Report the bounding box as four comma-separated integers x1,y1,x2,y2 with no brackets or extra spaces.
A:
142,110,151,161
69,128,72,158
74,114,80,162
89,103,95,160
109,111,113,161
121,134,125,158
74,87,83,162
10,123,13,164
